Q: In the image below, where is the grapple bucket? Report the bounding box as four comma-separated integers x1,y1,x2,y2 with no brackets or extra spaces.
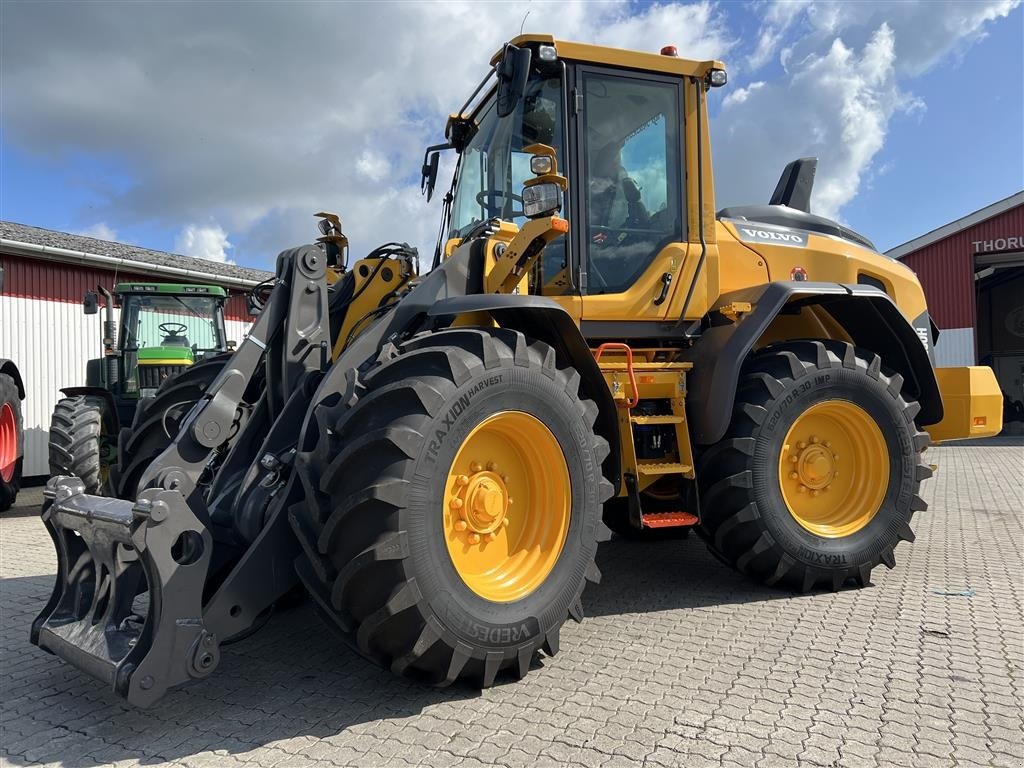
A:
31,476,217,707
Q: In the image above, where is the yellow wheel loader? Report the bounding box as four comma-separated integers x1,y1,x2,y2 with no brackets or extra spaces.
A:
32,36,1002,706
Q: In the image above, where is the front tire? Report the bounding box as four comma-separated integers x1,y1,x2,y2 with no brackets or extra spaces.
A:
291,328,612,686
698,340,931,592
48,395,108,495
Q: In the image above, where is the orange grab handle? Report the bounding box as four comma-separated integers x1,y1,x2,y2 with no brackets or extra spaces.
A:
594,342,639,409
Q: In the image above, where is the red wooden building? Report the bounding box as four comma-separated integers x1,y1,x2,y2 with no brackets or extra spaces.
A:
0,221,272,476
887,192,1024,425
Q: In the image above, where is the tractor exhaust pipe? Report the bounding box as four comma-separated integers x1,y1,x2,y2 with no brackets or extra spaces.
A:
98,286,118,387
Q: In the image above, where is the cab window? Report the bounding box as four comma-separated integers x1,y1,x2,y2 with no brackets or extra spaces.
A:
581,72,683,295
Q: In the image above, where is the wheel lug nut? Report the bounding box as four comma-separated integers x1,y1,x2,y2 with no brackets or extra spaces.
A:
810,489,819,497
502,519,509,527
468,533,481,544
797,485,807,494
810,435,819,444
824,441,832,448
456,475,469,487
484,532,497,542
454,520,468,532
797,442,807,450
470,462,482,473
507,498,513,506
790,455,799,464
501,474,510,483
487,461,498,472
789,472,799,480
450,498,463,510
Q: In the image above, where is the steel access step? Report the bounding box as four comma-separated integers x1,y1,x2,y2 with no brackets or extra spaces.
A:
629,415,684,425
637,461,693,477
641,512,699,529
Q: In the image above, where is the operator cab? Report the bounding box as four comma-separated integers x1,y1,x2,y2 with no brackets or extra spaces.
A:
427,35,721,328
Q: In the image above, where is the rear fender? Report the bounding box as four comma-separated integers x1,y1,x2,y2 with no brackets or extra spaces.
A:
429,295,621,493
59,386,120,434
0,359,25,399
685,282,943,445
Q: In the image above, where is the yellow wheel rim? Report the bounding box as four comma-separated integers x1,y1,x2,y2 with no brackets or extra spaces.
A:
778,399,888,538
443,411,570,603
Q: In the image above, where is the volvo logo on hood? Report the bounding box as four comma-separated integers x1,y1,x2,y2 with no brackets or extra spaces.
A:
728,220,809,249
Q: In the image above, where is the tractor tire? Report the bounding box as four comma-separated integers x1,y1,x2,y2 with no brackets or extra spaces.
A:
49,395,108,495
291,327,612,687
697,340,931,592
110,353,232,500
0,373,23,512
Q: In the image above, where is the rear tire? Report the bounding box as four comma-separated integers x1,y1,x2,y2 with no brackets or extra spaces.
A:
291,328,612,686
110,353,231,499
49,395,108,495
0,373,23,512
698,340,931,592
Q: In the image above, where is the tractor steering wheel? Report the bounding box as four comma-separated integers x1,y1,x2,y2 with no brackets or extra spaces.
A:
476,190,524,218
159,322,189,336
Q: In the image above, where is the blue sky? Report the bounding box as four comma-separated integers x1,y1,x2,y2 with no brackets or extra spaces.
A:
839,6,1023,248
1,1,1021,266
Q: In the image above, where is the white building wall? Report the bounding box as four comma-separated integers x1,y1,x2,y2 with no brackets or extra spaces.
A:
225,318,251,346
0,295,252,477
1,295,102,476
934,327,976,367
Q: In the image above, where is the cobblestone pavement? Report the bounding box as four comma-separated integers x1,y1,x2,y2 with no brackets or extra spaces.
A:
2,441,1022,768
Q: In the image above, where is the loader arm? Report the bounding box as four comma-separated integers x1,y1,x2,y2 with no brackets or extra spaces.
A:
32,216,566,706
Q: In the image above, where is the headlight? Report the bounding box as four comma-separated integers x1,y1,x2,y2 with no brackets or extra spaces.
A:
530,155,553,175
522,182,563,218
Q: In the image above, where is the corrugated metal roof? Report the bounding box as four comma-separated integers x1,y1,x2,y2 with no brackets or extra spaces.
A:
0,220,272,283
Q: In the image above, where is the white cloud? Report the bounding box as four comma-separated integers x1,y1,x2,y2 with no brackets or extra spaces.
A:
355,149,391,182
714,24,923,220
73,222,118,241
747,0,812,70
749,0,1020,76
0,0,1017,262
722,81,766,108
0,2,732,265
715,1,1015,221
174,224,234,264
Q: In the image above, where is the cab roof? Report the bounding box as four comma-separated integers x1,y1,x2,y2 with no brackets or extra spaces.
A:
492,34,725,79
115,282,227,298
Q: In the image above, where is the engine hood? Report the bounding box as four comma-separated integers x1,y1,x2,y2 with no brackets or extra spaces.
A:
718,204,878,253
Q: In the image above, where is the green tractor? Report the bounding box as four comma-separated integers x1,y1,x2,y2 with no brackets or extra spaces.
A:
48,282,231,494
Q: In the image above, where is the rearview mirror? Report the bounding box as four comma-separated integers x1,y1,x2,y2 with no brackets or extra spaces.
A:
83,291,99,315
496,44,532,118
421,150,440,202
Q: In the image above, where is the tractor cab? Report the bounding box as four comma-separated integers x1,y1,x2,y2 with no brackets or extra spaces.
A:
113,284,228,398
46,281,231,497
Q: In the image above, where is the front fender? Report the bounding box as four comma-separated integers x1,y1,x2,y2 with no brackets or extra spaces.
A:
684,281,943,445
429,295,621,493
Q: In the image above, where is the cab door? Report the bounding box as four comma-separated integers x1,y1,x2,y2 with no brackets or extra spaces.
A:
571,66,687,332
